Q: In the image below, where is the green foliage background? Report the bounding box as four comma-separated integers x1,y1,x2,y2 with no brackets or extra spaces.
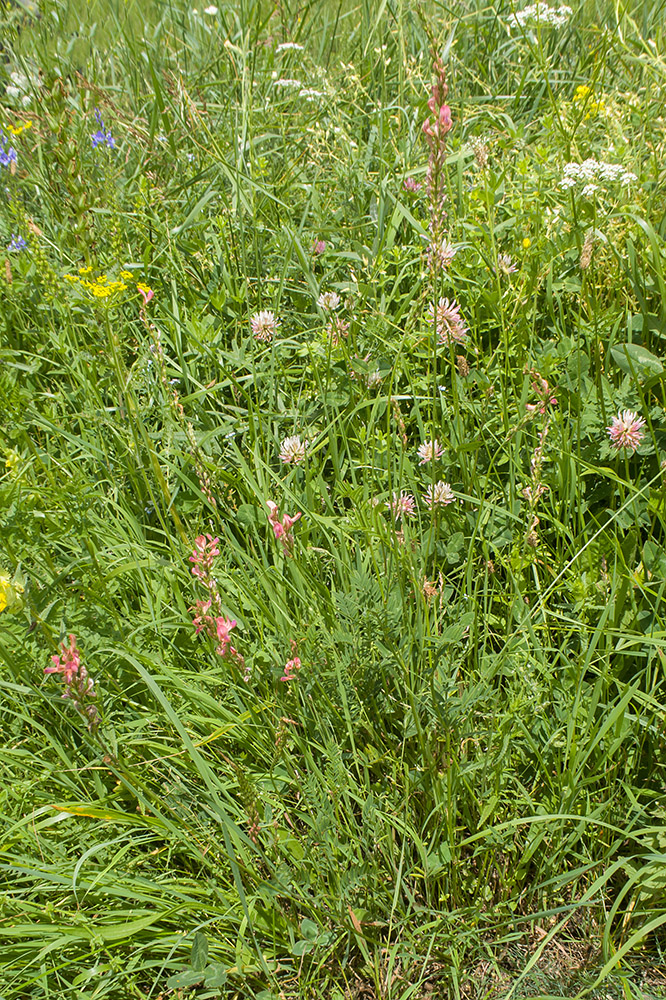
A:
1,0,666,996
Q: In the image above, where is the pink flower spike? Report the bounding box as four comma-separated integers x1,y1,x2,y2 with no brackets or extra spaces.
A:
266,502,302,554
403,177,421,192
607,409,646,454
138,285,154,307
312,239,326,254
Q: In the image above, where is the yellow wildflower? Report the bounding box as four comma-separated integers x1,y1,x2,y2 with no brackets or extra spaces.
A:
573,85,591,103
79,265,93,275
64,274,79,283
0,575,10,613
120,270,134,281
90,284,112,297
522,238,531,249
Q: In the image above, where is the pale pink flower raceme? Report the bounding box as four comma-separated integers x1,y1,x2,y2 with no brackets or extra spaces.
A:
386,491,416,521
526,373,557,418
251,310,279,342
607,410,646,454
189,533,220,580
427,239,457,271
44,634,99,730
430,297,468,346
280,641,301,682
189,536,245,667
418,439,443,464
267,501,302,555
423,480,456,507
403,177,421,192
279,435,308,465
423,45,453,247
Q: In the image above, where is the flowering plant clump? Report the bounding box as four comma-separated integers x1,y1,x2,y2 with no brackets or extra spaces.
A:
44,634,100,730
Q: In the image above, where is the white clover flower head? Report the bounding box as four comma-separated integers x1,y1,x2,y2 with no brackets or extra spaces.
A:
317,291,341,311
204,5,218,13
417,439,444,464
251,310,279,342
424,481,456,507
279,435,308,465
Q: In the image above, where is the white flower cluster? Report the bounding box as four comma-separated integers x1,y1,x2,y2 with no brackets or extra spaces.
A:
508,2,573,28
272,77,303,89
560,158,637,196
5,70,35,107
276,42,304,53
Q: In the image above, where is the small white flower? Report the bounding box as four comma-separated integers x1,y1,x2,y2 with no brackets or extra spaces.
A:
423,481,456,508
317,291,341,311
299,88,324,99
582,183,599,197
204,5,218,13
273,78,303,89
276,42,304,52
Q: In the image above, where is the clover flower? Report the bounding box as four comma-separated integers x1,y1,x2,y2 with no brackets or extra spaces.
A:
607,410,646,454
418,439,443,464
279,435,308,465
386,490,416,521
317,291,341,311
312,239,326,254
428,239,457,270
326,316,350,345
430,297,468,345
403,177,421,192
496,253,517,275
424,481,456,507
251,310,278,341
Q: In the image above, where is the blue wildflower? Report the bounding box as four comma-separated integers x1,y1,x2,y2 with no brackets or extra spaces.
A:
0,132,18,168
8,234,27,252
91,108,115,150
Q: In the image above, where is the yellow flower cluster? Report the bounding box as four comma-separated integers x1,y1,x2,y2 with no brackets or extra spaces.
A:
573,85,605,118
64,267,128,299
0,570,24,614
4,121,32,136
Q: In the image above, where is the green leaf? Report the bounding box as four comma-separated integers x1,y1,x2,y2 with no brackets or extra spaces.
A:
204,963,228,987
166,970,205,989
300,918,319,941
610,342,663,380
191,931,209,971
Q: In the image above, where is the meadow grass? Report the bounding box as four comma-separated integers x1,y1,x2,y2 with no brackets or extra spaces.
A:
1,0,666,996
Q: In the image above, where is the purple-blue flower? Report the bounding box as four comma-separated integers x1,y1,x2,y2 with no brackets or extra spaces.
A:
91,108,115,150
0,132,18,168
8,234,27,252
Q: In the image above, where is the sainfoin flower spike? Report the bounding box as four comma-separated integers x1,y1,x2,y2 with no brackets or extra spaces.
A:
280,641,302,681
44,634,99,730
267,501,301,555
607,410,646,454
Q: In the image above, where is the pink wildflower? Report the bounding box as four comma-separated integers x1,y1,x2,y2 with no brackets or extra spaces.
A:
312,239,326,254
280,640,301,681
267,501,302,555
44,634,99,729
526,373,557,418
418,439,443,464
189,534,220,579
386,490,416,521
138,284,154,307
430,297,468,345
403,177,421,192
607,410,646,454
251,310,278,342
422,45,452,245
